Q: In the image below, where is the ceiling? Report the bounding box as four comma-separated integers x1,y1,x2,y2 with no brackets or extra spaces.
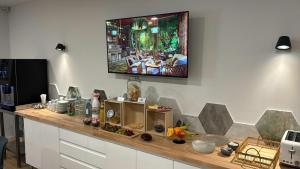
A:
0,0,32,7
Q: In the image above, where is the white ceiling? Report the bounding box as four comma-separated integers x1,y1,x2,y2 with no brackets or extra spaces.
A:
0,0,32,7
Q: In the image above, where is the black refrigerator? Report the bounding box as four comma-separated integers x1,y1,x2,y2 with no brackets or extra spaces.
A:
0,59,48,167
0,59,48,111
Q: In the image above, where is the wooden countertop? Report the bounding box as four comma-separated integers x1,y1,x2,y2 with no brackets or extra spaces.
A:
16,108,289,169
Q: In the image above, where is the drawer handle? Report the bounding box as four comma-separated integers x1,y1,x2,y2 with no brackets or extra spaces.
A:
60,140,106,158
60,154,100,169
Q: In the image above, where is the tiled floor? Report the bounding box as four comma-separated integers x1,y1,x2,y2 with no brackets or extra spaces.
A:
4,151,31,169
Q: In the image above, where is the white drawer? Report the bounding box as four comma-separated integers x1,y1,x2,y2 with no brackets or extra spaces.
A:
59,128,107,154
137,151,173,169
60,154,99,169
60,140,106,169
174,161,204,169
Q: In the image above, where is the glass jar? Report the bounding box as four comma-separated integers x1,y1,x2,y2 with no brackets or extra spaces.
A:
127,76,141,101
85,100,92,117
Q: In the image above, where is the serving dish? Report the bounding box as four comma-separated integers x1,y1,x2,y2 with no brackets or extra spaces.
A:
192,140,216,154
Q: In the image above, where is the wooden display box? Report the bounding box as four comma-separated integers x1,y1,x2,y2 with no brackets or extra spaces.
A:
122,101,146,132
146,110,173,136
104,99,123,126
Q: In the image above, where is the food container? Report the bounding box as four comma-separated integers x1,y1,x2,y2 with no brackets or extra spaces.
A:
192,140,216,154
127,76,141,101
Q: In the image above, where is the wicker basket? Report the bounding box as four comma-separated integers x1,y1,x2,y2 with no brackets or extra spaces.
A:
232,137,280,169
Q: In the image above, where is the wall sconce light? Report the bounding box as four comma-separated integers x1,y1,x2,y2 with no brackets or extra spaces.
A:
275,36,291,50
55,43,66,51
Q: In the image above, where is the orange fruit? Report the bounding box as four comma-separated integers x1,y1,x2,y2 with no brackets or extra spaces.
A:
174,127,183,136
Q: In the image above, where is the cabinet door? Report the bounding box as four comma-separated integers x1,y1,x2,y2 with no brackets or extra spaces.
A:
174,161,203,169
105,142,137,169
24,118,59,169
137,151,173,169
24,118,42,168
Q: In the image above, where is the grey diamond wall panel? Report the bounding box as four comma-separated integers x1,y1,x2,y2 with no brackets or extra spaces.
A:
198,103,233,135
255,110,300,141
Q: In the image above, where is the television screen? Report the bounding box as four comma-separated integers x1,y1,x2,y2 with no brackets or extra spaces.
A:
106,11,189,77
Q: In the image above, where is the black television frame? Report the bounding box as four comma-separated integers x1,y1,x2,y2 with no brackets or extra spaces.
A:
106,11,189,78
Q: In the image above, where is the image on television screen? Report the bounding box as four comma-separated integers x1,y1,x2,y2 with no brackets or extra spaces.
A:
106,11,189,77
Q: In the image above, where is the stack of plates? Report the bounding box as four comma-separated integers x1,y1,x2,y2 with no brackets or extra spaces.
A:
56,100,69,113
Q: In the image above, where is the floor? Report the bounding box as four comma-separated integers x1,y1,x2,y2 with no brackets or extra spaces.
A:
4,151,31,169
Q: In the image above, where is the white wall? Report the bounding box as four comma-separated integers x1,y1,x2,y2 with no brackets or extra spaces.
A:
8,0,300,125
0,7,10,57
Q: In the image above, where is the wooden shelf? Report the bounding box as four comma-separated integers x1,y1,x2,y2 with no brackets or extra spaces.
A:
123,100,145,105
107,122,122,127
146,110,173,136
122,102,146,132
123,124,144,132
105,99,123,104
104,100,122,126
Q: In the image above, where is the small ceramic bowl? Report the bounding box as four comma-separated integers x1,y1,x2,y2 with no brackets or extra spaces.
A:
154,124,165,133
141,133,152,142
192,140,216,154
227,141,239,151
220,147,233,156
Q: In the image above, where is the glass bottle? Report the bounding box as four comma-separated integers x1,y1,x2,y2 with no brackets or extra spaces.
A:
99,102,105,124
91,93,100,122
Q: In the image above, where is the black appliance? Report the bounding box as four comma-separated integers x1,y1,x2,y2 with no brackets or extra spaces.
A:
0,59,48,111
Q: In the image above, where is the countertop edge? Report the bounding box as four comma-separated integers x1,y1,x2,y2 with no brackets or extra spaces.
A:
15,109,253,169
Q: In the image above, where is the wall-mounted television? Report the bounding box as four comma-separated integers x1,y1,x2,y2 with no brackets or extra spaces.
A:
106,11,189,78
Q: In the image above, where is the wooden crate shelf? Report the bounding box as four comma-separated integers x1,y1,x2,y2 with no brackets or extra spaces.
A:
104,99,123,126
146,110,173,136
122,101,146,132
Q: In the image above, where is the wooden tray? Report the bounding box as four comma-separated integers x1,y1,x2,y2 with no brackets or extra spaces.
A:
100,123,140,139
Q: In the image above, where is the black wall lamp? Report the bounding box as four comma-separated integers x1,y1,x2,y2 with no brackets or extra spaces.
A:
275,36,291,50
55,43,66,51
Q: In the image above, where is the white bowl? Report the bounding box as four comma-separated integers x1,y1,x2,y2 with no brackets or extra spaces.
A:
192,140,216,154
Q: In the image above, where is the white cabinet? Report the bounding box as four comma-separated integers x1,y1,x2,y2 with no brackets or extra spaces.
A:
174,161,203,169
59,128,108,154
59,140,106,169
60,154,99,169
105,142,137,169
59,129,107,169
137,151,173,169
59,129,136,169
24,119,205,169
24,118,59,169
